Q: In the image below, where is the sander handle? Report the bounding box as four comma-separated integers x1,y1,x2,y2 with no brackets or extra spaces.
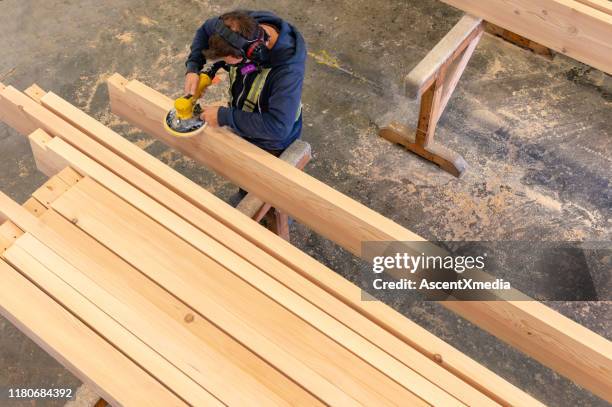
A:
175,62,226,120
194,61,226,99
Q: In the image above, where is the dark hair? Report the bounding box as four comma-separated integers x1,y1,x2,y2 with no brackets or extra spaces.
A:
203,11,258,60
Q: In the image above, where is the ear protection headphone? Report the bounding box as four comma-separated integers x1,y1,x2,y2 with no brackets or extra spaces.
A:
213,18,270,65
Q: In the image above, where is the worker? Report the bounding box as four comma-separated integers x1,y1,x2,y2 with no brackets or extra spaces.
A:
184,10,306,206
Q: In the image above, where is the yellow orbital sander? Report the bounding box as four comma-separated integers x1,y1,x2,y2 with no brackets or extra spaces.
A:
164,62,224,137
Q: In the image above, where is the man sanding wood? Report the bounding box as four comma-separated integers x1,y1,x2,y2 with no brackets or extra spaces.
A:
184,10,307,206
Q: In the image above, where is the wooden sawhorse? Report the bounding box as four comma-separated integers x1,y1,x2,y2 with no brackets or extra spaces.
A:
235,139,311,242
380,14,554,177
380,14,484,177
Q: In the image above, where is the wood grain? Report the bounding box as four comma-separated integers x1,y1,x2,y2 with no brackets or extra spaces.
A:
0,259,186,407
5,238,223,406
51,177,434,407
440,0,612,74
35,138,495,405
11,227,310,406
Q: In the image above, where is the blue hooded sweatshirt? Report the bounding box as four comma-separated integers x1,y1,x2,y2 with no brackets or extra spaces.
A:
185,11,306,151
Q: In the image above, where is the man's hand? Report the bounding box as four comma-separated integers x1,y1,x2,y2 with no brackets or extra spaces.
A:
200,106,220,127
184,72,200,95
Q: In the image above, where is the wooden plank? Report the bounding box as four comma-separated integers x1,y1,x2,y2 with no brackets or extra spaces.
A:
574,0,612,16
22,197,47,217
0,86,42,136
3,177,73,250
35,139,496,405
405,14,483,99
415,77,445,147
30,128,70,176
436,28,483,119
4,238,223,406
440,0,612,75
55,166,83,186
31,174,71,207
10,229,312,406
105,76,612,404
30,85,536,405
51,176,441,407
0,221,23,253
24,84,46,103
444,300,612,402
485,23,554,58
0,259,186,407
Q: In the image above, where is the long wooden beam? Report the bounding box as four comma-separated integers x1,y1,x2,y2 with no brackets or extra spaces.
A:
440,0,612,74
106,75,429,256
444,300,612,401
105,76,612,402
0,259,186,407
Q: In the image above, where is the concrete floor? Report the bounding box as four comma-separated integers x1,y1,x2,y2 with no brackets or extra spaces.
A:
0,0,610,406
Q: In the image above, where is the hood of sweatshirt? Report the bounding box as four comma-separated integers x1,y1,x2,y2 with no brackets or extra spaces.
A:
249,11,307,69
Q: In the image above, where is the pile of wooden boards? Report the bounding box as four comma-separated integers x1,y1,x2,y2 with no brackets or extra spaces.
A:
440,0,612,75
0,78,609,405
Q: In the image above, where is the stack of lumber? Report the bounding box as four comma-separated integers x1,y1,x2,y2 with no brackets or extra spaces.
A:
440,0,612,74
106,75,612,402
0,79,609,405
